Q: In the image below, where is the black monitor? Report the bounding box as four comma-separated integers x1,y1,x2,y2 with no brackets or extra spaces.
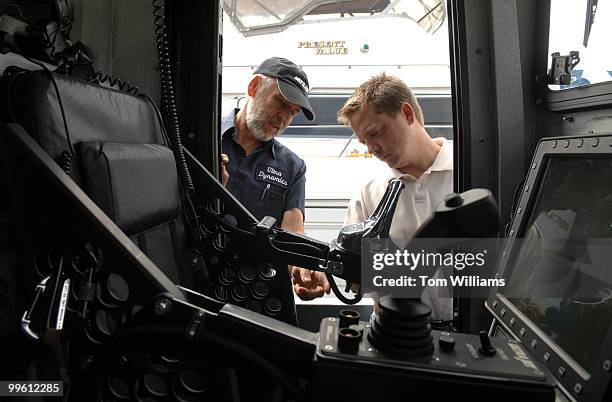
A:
487,134,612,402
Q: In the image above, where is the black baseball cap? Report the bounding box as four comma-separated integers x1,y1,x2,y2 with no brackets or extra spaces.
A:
254,57,315,121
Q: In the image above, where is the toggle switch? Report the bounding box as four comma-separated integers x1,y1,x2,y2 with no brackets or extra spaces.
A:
478,331,496,356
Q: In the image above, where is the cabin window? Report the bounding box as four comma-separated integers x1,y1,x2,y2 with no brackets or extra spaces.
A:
548,0,612,90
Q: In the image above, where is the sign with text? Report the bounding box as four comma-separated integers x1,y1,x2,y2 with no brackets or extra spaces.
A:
298,40,348,55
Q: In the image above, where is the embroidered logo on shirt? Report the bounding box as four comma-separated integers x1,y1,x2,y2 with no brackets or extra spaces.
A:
255,165,289,188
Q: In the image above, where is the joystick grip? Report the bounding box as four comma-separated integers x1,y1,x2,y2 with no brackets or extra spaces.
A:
334,179,405,255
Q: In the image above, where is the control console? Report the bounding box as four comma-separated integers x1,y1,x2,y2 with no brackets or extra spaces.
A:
312,308,556,401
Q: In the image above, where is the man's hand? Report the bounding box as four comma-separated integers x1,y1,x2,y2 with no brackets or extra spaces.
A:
280,210,327,299
221,153,229,186
291,267,331,300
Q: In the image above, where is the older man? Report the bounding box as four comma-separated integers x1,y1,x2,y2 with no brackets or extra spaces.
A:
220,57,330,300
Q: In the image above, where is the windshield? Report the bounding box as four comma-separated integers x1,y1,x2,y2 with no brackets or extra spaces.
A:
223,0,445,36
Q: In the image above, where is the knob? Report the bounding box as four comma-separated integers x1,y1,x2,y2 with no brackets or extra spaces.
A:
438,335,456,352
219,268,236,285
258,263,276,280
264,298,282,316
252,281,270,299
479,331,496,356
214,285,229,301
339,309,360,328
444,193,464,208
238,265,256,283
231,285,249,301
338,327,361,353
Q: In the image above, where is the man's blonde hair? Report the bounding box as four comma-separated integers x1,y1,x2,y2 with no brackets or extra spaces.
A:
337,73,424,126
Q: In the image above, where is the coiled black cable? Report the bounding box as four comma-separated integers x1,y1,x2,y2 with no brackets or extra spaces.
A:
27,17,138,95
152,0,194,195
58,150,73,176
88,70,139,95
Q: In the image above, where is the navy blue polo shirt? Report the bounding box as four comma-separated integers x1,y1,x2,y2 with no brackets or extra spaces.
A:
221,109,306,226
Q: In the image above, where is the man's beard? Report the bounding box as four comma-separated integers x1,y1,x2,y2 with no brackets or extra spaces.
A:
245,98,288,142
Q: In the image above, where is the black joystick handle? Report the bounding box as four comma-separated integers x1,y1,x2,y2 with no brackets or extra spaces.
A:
365,179,405,238
367,296,435,357
368,189,500,357
333,179,405,255
412,189,499,239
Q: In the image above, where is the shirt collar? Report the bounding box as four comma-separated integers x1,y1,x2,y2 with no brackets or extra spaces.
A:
221,108,276,159
220,108,239,139
429,137,453,172
390,137,453,178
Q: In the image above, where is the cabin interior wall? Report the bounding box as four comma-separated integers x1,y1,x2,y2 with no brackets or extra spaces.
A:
167,0,222,173
452,0,543,227
450,0,542,333
536,107,612,139
71,0,160,102
488,0,539,225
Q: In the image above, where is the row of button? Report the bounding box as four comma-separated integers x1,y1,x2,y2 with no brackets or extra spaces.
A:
213,286,283,315
491,299,612,397
214,281,271,301
218,264,277,286
550,137,612,149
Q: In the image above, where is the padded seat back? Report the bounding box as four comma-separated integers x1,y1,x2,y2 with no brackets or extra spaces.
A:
4,70,191,286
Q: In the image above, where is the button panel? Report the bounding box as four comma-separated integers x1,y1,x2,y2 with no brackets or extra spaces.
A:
203,257,296,324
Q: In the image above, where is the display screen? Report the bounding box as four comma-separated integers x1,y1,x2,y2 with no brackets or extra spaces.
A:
503,157,612,372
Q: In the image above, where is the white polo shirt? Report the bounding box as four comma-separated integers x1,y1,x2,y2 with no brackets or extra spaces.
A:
344,138,454,320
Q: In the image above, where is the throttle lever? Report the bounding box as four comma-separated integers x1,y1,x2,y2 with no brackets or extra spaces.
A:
363,179,405,240
333,178,405,256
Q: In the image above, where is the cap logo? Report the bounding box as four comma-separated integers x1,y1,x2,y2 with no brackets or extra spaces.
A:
294,76,309,92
